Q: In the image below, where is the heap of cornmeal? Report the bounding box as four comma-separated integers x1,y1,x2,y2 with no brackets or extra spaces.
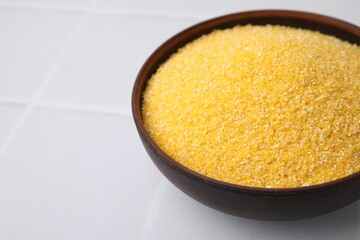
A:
142,25,360,188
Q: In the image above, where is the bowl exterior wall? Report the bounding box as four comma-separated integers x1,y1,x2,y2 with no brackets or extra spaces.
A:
132,10,360,220
138,132,360,220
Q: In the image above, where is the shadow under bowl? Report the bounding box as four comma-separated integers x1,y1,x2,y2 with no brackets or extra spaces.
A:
132,10,360,221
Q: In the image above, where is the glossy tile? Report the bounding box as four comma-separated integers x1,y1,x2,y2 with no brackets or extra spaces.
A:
0,8,81,100
0,103,25,149
40,14,197,114
0,0,92,8
95,0,228,18
0,109,161,239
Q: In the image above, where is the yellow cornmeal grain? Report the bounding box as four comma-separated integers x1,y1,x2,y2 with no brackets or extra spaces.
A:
142,25,360,188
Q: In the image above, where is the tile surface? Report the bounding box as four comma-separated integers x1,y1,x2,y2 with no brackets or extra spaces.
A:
96,0,228,18
0,0,92,8
0,1,359,239
0,8,81,100
0,104,25,148
96,0,360,24
40,14,197,114
0,109,161,239
220,0,360,24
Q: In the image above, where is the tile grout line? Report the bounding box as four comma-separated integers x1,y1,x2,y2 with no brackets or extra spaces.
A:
0,97,28,107
139,179,168,240
0,97,132,118
0,2,204,21
33,101,132,118
0,11,90,161
29,15,90,104
92,7,204,21
0,2,87,13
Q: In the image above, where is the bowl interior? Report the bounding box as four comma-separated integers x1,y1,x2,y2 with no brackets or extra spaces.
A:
132,10,360,193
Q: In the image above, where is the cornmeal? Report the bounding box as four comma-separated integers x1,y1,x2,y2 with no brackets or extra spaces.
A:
142,25,360,188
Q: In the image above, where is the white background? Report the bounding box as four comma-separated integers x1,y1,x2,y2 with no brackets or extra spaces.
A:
0,0,359,239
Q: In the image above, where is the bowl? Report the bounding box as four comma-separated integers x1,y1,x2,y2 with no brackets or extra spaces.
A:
132,10,360,220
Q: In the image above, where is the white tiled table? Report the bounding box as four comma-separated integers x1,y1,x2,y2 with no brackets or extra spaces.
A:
0,1,359,239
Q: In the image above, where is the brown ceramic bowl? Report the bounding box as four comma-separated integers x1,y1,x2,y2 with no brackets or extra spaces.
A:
132,10,360,220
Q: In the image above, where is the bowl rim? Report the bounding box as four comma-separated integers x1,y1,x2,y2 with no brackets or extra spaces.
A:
132,10,360,196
